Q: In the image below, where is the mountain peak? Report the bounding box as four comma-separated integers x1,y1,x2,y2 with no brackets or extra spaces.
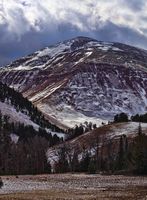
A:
1,37,147,128
67,36,97,43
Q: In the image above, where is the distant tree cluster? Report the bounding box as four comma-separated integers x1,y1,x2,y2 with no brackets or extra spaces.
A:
114,112,147,124
131,113,147,123
66,122,97,141
0,131,51,175
114,113,129,123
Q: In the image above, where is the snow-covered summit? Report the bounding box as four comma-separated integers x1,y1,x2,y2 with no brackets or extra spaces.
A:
33,37,122,60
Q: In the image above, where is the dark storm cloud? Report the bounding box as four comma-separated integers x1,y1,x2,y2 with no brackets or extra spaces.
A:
124,0,145,11
93,21,147,48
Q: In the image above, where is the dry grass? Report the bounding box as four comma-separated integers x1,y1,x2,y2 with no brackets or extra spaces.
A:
1,174,147,200
1,187,147,200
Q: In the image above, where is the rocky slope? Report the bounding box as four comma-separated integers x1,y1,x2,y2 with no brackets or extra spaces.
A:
0,36,147,127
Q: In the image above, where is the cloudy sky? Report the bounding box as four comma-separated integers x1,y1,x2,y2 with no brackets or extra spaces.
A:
0,0,147,66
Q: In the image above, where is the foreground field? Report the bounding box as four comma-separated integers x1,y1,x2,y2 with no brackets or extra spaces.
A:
0,174,147,200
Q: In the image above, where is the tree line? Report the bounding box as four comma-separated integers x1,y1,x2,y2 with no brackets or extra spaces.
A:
114,112,147,123
65,121,97,141
0,130,52,175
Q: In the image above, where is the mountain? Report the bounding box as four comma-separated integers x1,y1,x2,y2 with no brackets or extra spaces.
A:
0,36,147,128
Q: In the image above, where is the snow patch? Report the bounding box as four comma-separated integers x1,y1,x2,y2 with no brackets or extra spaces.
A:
0,101,39,130
10,134,19,144
37,42,71,58
38,102,107,128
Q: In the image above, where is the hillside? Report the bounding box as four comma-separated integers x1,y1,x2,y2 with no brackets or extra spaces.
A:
0,82,64,136
1,37,147,127
0,82,66,175
47,122,147,171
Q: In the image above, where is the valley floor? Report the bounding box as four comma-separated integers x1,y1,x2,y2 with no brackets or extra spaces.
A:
0,174,147,200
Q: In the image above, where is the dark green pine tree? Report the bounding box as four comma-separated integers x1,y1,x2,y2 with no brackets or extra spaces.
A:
55,146,69,173
138,122,142,136
80,151,91,172
132,124,147,174
116,136,125,170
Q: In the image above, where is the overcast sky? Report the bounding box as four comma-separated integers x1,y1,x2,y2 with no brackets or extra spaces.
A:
0,0,147,66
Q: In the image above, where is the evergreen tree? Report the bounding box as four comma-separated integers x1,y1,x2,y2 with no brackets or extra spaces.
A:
114,113,128,123
132,126,147,174
116,136,125,170
88,159,96,174
55,146,69,173
80,151,91,172
0,177,3,188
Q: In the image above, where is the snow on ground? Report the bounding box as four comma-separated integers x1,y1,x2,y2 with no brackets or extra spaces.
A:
10,134,19,144
38,102,107,128
86,41,123,52
47,122,147,166
0,101,65,138
30,81,66,102
46,129,65,138
12,64,46,71
11,39,124,73
36,40,123,60
0,177,50,194
0,101,39,130
12,65,31,71
37,42,72,58
108,122,147,139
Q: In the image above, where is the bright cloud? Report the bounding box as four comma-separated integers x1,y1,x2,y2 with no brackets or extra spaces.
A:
0,0,147,65
0,0,147,37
